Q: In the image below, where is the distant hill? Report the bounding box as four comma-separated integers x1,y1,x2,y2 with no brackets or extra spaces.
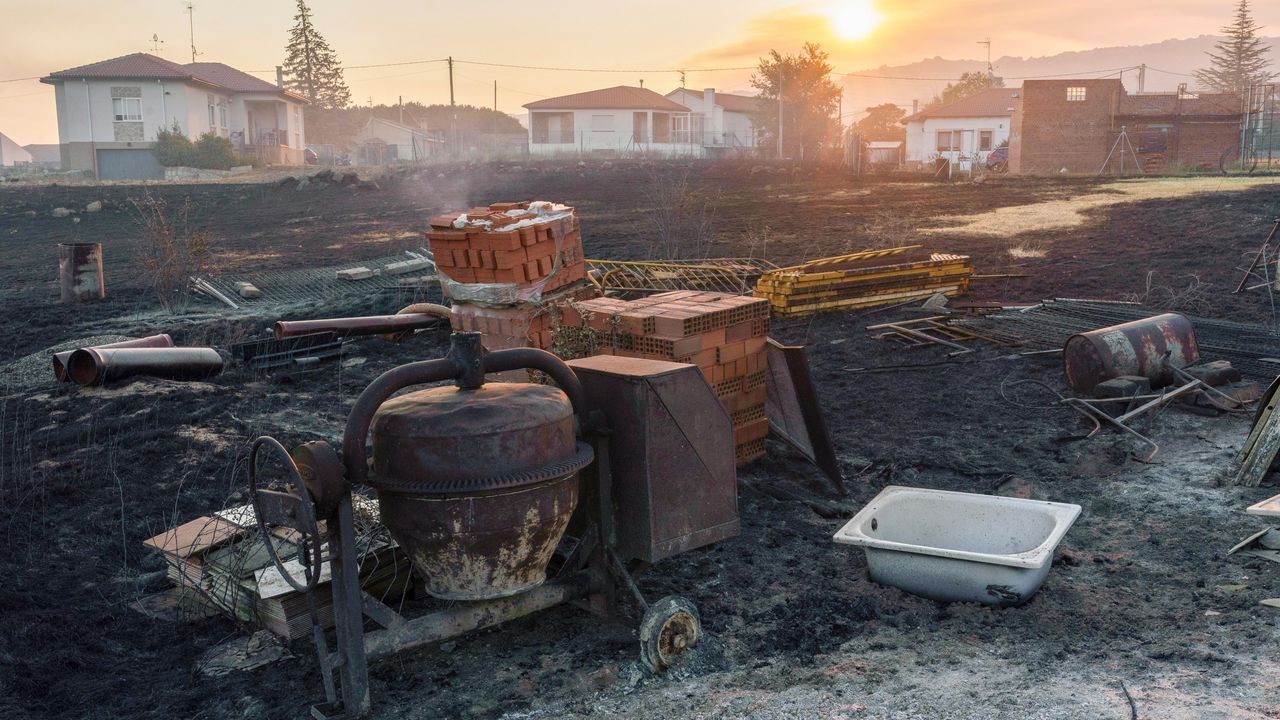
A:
839,35,1280,119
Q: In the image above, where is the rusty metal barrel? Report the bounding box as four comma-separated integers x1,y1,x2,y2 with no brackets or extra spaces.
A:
368,382,591,601
57,242,105,303
52,334,174,382
67,346,225,386
1062,313,1200,394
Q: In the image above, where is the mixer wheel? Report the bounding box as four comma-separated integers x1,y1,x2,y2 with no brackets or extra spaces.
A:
638,595,701,673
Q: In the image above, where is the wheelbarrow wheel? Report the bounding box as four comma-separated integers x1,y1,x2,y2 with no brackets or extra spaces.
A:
638,595,701,673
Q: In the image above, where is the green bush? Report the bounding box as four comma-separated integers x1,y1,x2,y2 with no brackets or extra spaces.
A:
151,123,242,169
193,132,237,170
152,122,195,167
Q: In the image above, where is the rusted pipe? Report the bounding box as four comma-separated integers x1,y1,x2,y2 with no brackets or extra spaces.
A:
53,334,174,382
341,334,584,485
1062,313,1199,394
58,242,105,303
274,313,450,340
67,347,225,386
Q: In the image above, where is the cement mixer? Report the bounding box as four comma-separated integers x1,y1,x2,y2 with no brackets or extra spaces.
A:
248,332,740,718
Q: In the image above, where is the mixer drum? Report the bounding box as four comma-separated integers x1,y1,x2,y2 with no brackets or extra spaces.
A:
368,383,588,600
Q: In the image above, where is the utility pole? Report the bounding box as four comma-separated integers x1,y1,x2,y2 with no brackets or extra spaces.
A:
186,2,198,62
1138,64,1147,93
978,38,992,80
777,67,784,160
447,56,456,156
399,95,403,125
493,80,498,136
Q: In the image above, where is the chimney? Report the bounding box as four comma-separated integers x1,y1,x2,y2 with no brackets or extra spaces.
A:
912,99,919,115
704,87,716,114
276,65,284,88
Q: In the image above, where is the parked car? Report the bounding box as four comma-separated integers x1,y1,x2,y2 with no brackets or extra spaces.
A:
304,147,319,165
986,146,1009,173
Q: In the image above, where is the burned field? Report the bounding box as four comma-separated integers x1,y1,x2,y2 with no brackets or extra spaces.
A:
3,163,1280,719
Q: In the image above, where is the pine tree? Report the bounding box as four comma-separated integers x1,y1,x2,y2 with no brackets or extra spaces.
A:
282,0,351,110
1194,0,1276,95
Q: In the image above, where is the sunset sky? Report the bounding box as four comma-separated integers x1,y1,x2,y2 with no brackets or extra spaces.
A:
2,0,1277,145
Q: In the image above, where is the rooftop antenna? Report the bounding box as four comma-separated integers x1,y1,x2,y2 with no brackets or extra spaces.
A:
150,34,165,53
977,38,993,80
679,70,687,89
185,2,199,62
639,79,644,89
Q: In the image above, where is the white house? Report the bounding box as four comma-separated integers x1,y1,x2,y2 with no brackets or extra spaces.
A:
41,52,309,179
664,88,760,152
353,117,443,164
525,86,709,157
0,132,34,166
900,87,1020,172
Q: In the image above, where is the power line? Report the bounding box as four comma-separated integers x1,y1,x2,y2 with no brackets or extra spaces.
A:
0,76,41,84
1145,65,1195,78
454,59,755,73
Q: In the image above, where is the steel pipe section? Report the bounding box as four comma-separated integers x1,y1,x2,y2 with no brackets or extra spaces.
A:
53,334,174,382
274,313,450,340
1063,313,1200,394
67,347,225,387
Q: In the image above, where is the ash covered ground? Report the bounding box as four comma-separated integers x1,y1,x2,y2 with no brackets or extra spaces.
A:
2,162,1280,719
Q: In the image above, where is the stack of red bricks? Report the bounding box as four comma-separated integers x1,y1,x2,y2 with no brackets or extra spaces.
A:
450,283,600,351
427,201,587,293
561,291,771,464
425,201,598,352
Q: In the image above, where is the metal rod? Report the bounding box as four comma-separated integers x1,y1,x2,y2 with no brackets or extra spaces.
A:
275,312,449,339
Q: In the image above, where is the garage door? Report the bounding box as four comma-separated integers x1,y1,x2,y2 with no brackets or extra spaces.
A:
96,149,165,180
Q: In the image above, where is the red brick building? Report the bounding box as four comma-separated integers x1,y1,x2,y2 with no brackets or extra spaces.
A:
1010,79,1242,174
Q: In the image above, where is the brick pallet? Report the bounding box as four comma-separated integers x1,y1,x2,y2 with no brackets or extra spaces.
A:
426,201,600,352
561,291,771,465
427,201,587,292
753,246,973,317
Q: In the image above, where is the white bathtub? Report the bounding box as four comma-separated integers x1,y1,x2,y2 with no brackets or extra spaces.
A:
833,486,1081,606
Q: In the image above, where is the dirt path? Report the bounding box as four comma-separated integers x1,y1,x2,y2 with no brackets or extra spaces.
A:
927,176,1280,238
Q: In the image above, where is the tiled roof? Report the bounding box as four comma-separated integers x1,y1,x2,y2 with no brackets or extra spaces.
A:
184,62,281,94
902,87,1021,122
524,86,689,112
43,53,306,102
667,88,760,113
45,52,192,81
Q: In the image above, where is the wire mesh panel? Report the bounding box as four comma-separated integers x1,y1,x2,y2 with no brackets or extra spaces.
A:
193,249,441,310
586,258,778,295
960,299,1280,380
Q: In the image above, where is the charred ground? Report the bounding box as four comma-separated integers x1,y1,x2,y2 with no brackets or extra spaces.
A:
2,163,1280,719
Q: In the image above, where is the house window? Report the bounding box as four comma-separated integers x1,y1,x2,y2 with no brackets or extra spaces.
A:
1066,86,1086,102
979,130,993,151
112,97,142,122
208,95,216,128
219,103,227,129
590,115,614,132
936,130,962,152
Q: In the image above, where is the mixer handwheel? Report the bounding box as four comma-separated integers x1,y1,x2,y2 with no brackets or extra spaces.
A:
638,595,701,673
248,435,324,593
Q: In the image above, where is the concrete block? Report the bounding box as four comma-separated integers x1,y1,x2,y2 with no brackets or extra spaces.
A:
233,281,262,299
337,267,375,281
383,258,433,276
1092,375,1151,399
1182,360,1241,387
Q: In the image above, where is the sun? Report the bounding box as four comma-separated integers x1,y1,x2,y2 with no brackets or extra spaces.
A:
830,0,881,41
